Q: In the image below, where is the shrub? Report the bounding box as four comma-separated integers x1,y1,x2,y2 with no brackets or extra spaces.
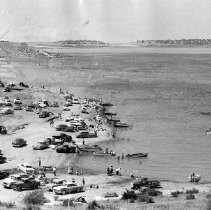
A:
186,188,199,194
144,188,162,196
186,194,195,200
22,190,48,206
0,201,15,208
88,200,101,209
62,199,74,207
129,198,135,203
122,190,137,200
21,205,41,210
171,190,183,198
138,194,154,203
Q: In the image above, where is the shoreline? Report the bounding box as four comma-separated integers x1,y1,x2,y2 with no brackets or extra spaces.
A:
0,59,211,209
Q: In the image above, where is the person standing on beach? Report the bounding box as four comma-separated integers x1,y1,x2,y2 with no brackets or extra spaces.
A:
53,167,57,176
107,167,110,175
82,178,85,186
50,120,54,127
38,157,41,167
110,166,113,175
82,138,85,145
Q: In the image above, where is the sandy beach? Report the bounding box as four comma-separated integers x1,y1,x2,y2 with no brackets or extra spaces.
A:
0,79,210,210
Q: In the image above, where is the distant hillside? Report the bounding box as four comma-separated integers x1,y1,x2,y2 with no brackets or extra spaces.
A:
56,40,108,47
136,39,211,47
0,41,50,58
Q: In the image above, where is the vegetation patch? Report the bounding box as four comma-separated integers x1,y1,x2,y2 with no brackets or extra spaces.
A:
171,190,183,198
186,194,196,200
88,200,101,209
22,190,48,206
122,190,137,200
186,188,199,194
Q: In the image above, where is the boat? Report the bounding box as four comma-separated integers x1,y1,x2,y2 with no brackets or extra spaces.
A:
114,122,131,128
104,112,117,116
206,128,211,135
200,111,211,116
100,102,113,106
126,153,148,158
79,145,103,153
188,174,201,183
93,152,115,157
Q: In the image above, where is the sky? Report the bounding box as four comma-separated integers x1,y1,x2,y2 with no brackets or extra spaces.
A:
1,0,211,42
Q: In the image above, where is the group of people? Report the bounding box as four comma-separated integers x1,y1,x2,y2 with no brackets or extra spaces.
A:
107,166,122,176
68,164,83,176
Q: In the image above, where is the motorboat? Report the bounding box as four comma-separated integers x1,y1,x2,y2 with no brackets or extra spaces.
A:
126,153,148,158
93,151,116,157
79,145,102,153
114,122,131,128
100,102,113,106
206,128,211,135
188,174,201,183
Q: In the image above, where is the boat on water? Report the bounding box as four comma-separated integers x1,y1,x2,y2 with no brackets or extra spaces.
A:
126,153,148,158
114,122,131,128
104,112,117,116
100,102,113,106
188,174,201,183
93,152,115,157
206,128,211,135
79,145,103,153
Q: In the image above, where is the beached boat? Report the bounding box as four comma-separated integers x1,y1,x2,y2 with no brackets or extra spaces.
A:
93,152,115,157
126,153,148,158
79,145,103,153
100,102,113,106
114,122,131,128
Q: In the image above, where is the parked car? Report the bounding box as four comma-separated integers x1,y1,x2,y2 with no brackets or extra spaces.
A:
56,124,74,132
4,100,12,106
2,173,29,188
0,155,7,164
14,105,22,110
0,171,9,180
38,138,51,146
0,125,7,134
131,178,161,190
54,183,84,195
14,98,22,104
13,178,40,191
17,163,34,174
76,131,97,138
60,133,72,142
46,178,67,191
0,108,14,115
19,82,29,88
12,138,27,147
56,145,76,153
72,98,80,104
52,101,59,107
33,143,49,150
3,87,11,92
81,108,89,114
63,105,70,111
25,106,33,112
39,111,50,118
